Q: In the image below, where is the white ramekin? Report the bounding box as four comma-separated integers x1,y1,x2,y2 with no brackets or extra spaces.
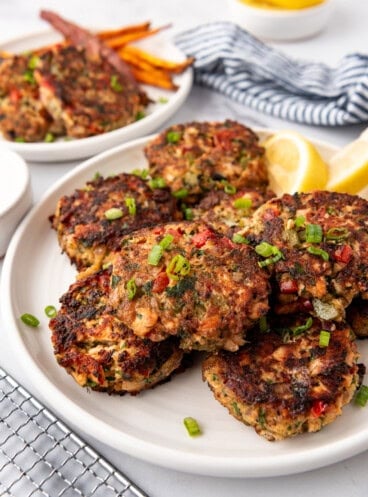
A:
227,0,334,41
0,146,32,257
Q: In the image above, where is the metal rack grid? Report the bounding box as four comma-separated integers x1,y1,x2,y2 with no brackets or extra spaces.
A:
0,367,149,497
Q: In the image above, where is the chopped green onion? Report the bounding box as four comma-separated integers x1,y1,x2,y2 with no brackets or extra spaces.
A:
325,227,349,241
149,177,166,189
306,223,323,243
183,417,201,437
135,110,145,120
355,385,368,407
319,330,330,347
221,180,237,195
183,207,194,220
125,197,136,216
126,278,137,301
166,130,182,143
291,316,313,336
20,313,40,327
233,197,252,210
148,245,164,266
255,242,275,258
110,74,123,92
307,246,329,261
44,305,57,318
232,233,249,244
172,188,189,199
167,254,191,280
23,69,36,84
93,171,101,181
44,132,55,143
159,234,174,250
295,215,305,228
158,96,168,104
131,168,149,179
105,207,123,220
15,137,25,143
28,54,39,70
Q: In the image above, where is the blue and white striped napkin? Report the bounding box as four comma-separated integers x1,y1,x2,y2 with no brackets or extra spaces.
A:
175,22,368,126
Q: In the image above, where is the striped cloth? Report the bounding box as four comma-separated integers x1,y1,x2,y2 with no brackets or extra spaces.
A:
175,22,368,126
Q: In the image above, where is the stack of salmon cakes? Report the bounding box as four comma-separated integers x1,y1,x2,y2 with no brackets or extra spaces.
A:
49,120,367,441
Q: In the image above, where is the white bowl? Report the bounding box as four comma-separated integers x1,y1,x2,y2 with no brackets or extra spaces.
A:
227,0,334,41
0,146,32,257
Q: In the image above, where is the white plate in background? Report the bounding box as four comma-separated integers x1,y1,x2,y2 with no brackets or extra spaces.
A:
0,30,193,162
1,131,368,477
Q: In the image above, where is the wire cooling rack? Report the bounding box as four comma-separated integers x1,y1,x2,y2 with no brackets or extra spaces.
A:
0,367,149,497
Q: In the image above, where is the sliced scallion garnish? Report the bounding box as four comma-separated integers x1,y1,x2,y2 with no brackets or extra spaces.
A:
166,130,182,143
221,180,237,195
125,197,136,216
306,223,323,243
291,316,313,336
233,197,252,210
232,233,249,244
105,207,123,220
319,330,330,347
149,177,166,189
148,245,164,266
159,234,174,250
110,74,123,92
255,242,284,267
172,188,189,199
183,416,201,437
355,385,368,407
307,246,329,261
44,305,57,318
325,227,349,241
167,254,191,280
20,313,40,327
295,215,305,228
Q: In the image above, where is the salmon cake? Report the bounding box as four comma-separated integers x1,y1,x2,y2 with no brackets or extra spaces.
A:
203,315,361,441
50,172,179,272
192,188,275,238
0,54,63,142
35,45,147,138
242,191,368,321
108,220,270,352
144,120,268,203
49,266,184,394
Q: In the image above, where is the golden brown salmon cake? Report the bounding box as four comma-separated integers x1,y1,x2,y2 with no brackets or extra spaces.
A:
144,120,268,203
108,220,270,352
50,172,179,272
0,54,63,141
35,45,147,138
49,266,184,394
192,188,275,238
241,191,368,321
202,315,360,441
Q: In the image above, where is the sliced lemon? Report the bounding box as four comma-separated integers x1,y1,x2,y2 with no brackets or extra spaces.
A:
326,136,368,195
263,130,329,196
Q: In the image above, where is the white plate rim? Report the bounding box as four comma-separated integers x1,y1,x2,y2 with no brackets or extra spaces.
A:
1,130,368,478
0,29,193,162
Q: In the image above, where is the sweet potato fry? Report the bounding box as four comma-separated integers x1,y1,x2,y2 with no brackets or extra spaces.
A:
121,45,194,74
98,21,151,40
104,24,171,49
130,66,177,91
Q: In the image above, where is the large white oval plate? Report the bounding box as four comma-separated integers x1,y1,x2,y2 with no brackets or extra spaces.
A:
1,131,368,478
0,30,193,162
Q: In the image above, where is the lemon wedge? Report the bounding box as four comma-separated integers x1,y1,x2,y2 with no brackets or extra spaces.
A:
263,130,329,196
326,134,368,195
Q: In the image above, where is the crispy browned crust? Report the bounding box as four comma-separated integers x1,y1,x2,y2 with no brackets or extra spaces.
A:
192,187,275,237
0,54,61,141
35,45,147,138
203,315,360,441
242,191,368,321
108,220,270,352
49,267,184,394
144,120,269,203
50,172,180,272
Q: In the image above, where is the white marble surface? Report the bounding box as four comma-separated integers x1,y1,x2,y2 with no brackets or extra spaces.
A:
1,0,368,496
